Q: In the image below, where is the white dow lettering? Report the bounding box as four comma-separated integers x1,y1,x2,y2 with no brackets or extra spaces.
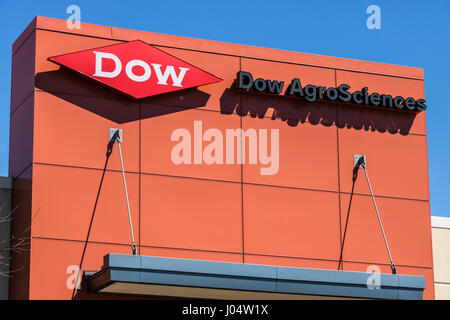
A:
92,52,189,86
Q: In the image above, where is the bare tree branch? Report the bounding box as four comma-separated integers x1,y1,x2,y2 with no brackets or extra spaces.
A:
0,204,18,224
1,204,36,278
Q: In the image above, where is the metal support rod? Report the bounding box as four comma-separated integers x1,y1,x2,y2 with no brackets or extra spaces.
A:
117,139,137,255
361,163,396,274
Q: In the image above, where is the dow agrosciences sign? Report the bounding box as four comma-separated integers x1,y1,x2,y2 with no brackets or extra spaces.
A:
48,40,426,112
236,71,426,112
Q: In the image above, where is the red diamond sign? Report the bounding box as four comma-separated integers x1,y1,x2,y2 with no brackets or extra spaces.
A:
48,40,222,99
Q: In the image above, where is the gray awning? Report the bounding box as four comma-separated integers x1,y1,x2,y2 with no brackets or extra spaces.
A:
85,254,425,300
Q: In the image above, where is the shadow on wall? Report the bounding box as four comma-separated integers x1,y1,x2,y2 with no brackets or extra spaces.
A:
35,69,211,124
219,82,418,135
36,70,418,135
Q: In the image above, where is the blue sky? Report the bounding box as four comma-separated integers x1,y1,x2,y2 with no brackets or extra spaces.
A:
0,0,449,217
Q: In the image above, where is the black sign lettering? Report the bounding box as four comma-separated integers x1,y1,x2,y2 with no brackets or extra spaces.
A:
287,78,304,96
266,79,284,94
237,71,253,90
234,71,426,112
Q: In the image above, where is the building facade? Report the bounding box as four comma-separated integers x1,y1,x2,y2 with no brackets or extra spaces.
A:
5,16,437,299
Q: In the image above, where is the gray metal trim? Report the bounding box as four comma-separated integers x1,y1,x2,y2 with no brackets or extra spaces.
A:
277,265,399,287
88,254,426,300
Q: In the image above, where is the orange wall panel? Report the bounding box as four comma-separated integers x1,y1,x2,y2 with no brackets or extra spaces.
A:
244,254,337,271
339,194,433,268
140,105,241,182
28,238,133,300
243,184,341,261
33,91,140,172
31,164,140,245
242,116,338,191
338,128,429,200
140,246,243,263
140,174,242,253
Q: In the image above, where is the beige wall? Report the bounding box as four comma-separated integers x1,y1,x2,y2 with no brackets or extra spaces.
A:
431,216,450,300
